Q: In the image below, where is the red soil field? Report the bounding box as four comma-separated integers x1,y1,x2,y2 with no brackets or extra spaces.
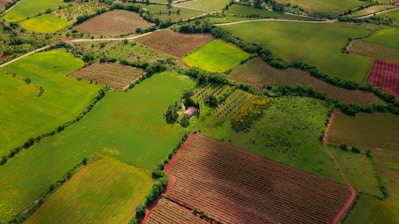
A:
69,62,144,91
74,10,153,36
0,0,9,10
145,198,209,224
367,60,399,98
0,55,10,63
164,134,353,224
136,29,213,57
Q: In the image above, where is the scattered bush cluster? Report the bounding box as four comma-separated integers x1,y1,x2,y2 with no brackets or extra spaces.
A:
231,99,269,132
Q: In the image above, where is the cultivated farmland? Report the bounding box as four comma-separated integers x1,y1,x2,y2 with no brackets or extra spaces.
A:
367,60,399,97
74,10,154,36
348,5,397,17
0,0,9,10
365,28,399,50
328,111,399,151
0,72,194,221
0,50,99,157
69,62,144,91
275,0,365,16
145,198,209,224
229,57,384,106
176,0,230,12
3,0,66,22
19,14,71,33
226,4,315,20
134,4,206,21
136,29,213,57
165,134,353,224
222,21,372,82
183,39,250,72
348,40,399,64
25,157,152,224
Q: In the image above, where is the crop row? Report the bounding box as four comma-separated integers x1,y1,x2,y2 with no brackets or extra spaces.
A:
367,60,399,97
165,134,351,224
210,89,257,119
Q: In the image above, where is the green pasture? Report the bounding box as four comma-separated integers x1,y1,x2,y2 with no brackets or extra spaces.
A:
226,4,315,20
0,50,99,157
330,148,382,197
380,8,399,18
0,72,194,222
275,0,365,16
329,112,399,151
349,5,397,17
223,21,372,82
348,40,399,64
3,0,66,22
345,194,399,224
197,95,343,182
176,0,230,12
19,14,71,33
25,157,152,224
183,39,250,72
365,28,399,50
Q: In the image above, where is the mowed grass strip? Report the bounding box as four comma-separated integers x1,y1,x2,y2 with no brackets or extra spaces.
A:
74,9,153,36
222,21,372,82
69,63,145,91
228,57,384,106
365,28,399,50
0,72,194,222
3,0,66,22
0,50,99,157
25,157,153,224
136,29,213,57
183,39,250,72
348,40,399,64
328,111,399,151
19,14,71,33
275,0,365,16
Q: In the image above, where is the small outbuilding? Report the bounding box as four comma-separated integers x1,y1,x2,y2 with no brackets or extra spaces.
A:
184,107,199,118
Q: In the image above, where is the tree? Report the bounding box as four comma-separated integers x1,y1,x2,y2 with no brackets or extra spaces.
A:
135,204,146,218
204,94,218,107
180,114,190,127
165,105,178,123
167,0,173,7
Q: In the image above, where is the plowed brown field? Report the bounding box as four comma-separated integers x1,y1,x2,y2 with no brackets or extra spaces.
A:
367,60,399,97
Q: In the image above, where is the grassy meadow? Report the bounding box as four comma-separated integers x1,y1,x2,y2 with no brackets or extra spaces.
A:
222,21,372,82
0,72,194,221
0,50,99,157
19,14,71,33
275,0,365,16
348,40,399,64
3,0,66,22
328,112,399,151
226,4,314,20
183,39,250,72
349,5,397,17
176,0,230,12
134,4,206,21
365,28,399,50
25,157,153,224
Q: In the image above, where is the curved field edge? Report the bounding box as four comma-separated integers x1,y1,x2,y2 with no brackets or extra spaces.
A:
0,72,194,221
24,157,152,224
165,133,353,224
222,21,372,83
0,49,100,157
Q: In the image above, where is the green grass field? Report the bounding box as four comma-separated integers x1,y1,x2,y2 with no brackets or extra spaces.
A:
3,0,66,22
222,21,372,82
19,14,71,33
330,148,381,197
275,0,365,16
183,39,250,72
348,40,399,64
176,0,230,12
0,72,194,222
135,4,206,21
0,50,99,157
228,57,384,106
196,95,342,182
349,5,397,17
329,112,399,151
226,4,315,20
25,157,152,224
365,28,399,50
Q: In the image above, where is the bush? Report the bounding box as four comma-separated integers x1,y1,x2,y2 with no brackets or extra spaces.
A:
135,204,146,218
351,145,360,153
339,143,348,151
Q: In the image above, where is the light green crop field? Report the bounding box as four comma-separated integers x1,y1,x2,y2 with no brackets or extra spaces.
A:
275,0,365,16
25,157,152,224
134,4,206,21
226,4,315,20
0,50,99,157
222,21,372,82
380,8,399,18
3,0,66,22
365,28,399,50
183,39,250,72
348,40,399,64
176,0,230,12
19,14,71,33
329,112,399,151
0,72,194,222
330,148,382,197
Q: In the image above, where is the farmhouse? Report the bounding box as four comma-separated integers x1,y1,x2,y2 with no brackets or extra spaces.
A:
184,106,199,118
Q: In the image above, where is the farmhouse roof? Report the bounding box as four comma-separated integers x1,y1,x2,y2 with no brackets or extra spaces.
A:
184,107,199,118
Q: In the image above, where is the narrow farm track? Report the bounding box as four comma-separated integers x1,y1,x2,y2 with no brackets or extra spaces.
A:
215,18,337,26
1,0,23,16
323,111,357,224
0,45,50,68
